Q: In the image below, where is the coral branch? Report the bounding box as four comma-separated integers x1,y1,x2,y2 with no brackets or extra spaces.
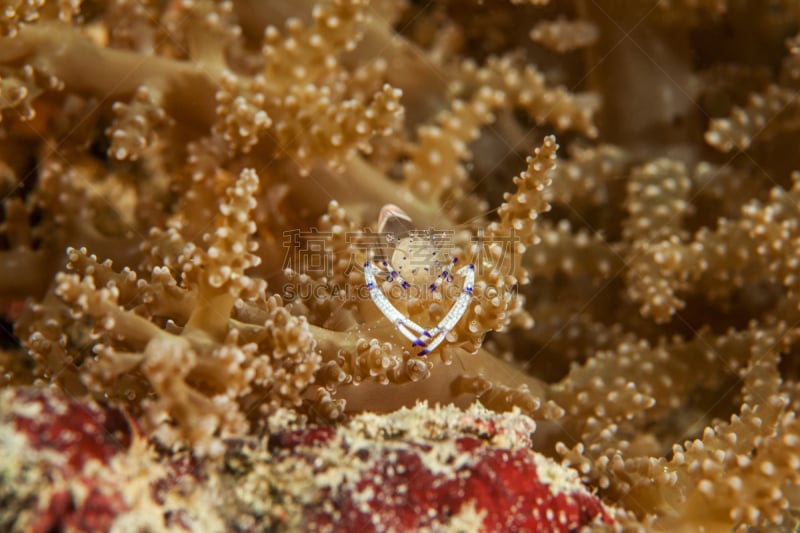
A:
706,84,798,152
530,18,599,53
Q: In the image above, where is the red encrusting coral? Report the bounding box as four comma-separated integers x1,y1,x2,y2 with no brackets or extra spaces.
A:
31,487,128,533
1,386,614,532
8,387,132,471
1,387,132,533
301,436,613,532
266,402,615,532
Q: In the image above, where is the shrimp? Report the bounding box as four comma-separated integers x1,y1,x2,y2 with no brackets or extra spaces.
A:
363,204,474,356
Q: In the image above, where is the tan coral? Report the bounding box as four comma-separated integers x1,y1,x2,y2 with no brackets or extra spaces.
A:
705,84,797,152
403,86,504,204
43,247,318,456
554,322,798,514
651,0,728,24
103,0,162,52
213,72,272,154
460,56,599,138
262,0,367,84
527,219,622,281
529,18,598,53
273,81,403,172
181,168,266,339
107,85,170,161
0,63,62,123
0,0,43,38
657,323,799,529
623,158,693,322
488,134,558,285
544,144,630,206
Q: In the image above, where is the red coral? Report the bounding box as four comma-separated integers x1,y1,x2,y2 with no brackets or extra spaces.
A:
31,486,127,533
9,387,132,471
2,388,614,532
270,418,614,532
2,387,132,533
269,425,336,450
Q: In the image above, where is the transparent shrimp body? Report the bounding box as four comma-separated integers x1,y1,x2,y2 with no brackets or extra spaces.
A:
364,205,474,355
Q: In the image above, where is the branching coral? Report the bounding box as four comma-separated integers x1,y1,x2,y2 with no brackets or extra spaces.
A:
529,17,599,54
0,63,62,123
0,0,43,38
20,169,319,455
107,85,170,161
2,0,800,531
705,84,798,152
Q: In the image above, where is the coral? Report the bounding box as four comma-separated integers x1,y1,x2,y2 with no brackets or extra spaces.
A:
705,84,798,152
21,169,320,455
1,386,616,532
403,86,504,204
489,134,557,285
1,0,800,531
459,56,599,138
0,1,43,38
0,63,62,122
529,17,599,53
106,85,170,161
623,158,693,322
0,387,132,532
273,402,616,532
